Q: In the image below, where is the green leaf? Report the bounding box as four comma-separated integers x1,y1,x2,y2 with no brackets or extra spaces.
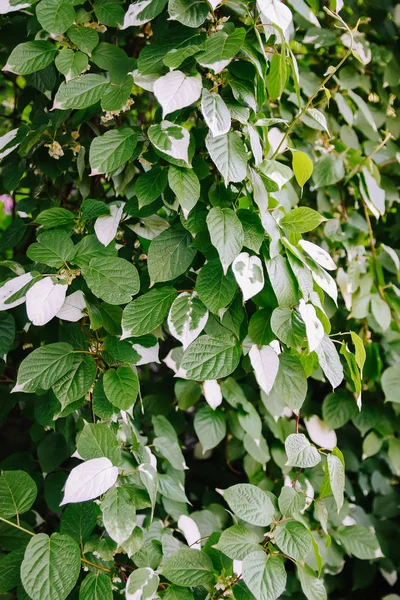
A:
52,354,96,409
297,564,327,600
101,486,136,545
0,471,37,519
278,486,306,517
201,88,231,138
138,462,158,518
179,334,241,381
163,586,194,600
90,128,139,176
315,335,344,389
238,209,265,254
242,552,287,600
285,434,321,468
266,255,298,307
381,365,400,403
77,423,121,465
196,260,237,314
162,549,213,586
4,41,57,75
53,75,108,110
281,207,325,233
0,546,25,594
197,28,246,73
13,342,75,394
60,502,99,546
0,312,15,356
94,0,125,26
67,25,99,55
224,483,275,526
135,166,168,208
266,53,288,101
213,525,262,560
36,0,75,35
168,166,200,216
206,132,248,184
82,257,140,305
168,0,209,27
327,451,345,512
275,520,312,560
148,121,192,167
168,292,208,350
292,151,313,187
194,404,226,452
207,207,244,274
313,155,344,188
148,225,197,284
126,567,159,600
350,331,366,375
335,525,382,559
103,365,139,410
101,75,133,111
21,533,81,600
55,49,88,81
27,231,75,268
74,234,116,266
322,390,358,429
79,572,113,600
271,354,307,411
122,287,177,338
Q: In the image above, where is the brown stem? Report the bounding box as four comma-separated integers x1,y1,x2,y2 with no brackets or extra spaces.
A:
214,575,242,600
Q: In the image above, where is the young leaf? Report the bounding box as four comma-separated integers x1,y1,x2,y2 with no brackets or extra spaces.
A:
292,151,313,187
285,434,321,468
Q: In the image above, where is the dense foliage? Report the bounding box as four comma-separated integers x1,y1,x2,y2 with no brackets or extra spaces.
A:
0,0,399,599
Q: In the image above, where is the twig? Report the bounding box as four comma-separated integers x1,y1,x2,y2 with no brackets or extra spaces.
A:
214,575,242,600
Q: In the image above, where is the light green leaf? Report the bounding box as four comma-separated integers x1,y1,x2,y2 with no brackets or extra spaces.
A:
278,486,306,517
53,74,108,110
285,433,321,468
4,41,57,75
207,207,244,274
12,342,74,394
371,295,391,331
292,151,313,187
148,225,197,284
381,365,400,403
122,287,177,338
266,255,298,307
89,128,139,176
126,568,159,600
206,131,248,184
0,471,37,519
36,0,75,35
162,549,213,586
213,525,262,560
281,207,325,233
168,166,200,216
259,159,293,190
27,231,75,269
82,257,140,305
194,404,226,452
266,53,288,101
179,334,241,381
103,365,139,410
275,520,312,560
313,155,344,188
297,564,327,600
242,552,287,600
101,486,136,545
21,533,81,600
315,334,344,389
139,463,158,517
350,331,366,375
335,525,381,560
201,88,231,138
77,422,121,465
224,483,275,526
327,451,345,512
306,108,331,136
79,572,113,600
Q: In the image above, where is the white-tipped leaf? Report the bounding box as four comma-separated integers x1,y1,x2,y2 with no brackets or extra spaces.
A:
26,278,67,326
249,344,279,395
299,240,336,271
60,457,118,505
178,515,201,550
94,201,125,247
168,292,209,350
203,379,222,409
232,252,264,301
298,299,324,353
0,272,33,310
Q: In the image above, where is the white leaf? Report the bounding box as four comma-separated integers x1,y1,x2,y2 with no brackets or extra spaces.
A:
0,272,33,310
248,167,268,216
153,71,202,118
168,292,209,350
126,567,159,600
0,128,20,161
309,263,338,305
94,201,125,247
257,0,293,41
56,290,86,322
298,299,324,353
247,125,263,165
26,278,67,326
128,215,170,240
267,127,288,157
121,0,153,28
0,1,30,15
132,340,160,366
178,515,201,550
249,344,279,395
232,252,264,301
360,167,385,217
203,379,222,410
305,415,337,450
201,88,231,138
60,457,119,505
208,0,220,8
299,240,336,271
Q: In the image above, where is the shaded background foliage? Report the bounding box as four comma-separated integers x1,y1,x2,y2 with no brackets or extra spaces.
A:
0,0,400,599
